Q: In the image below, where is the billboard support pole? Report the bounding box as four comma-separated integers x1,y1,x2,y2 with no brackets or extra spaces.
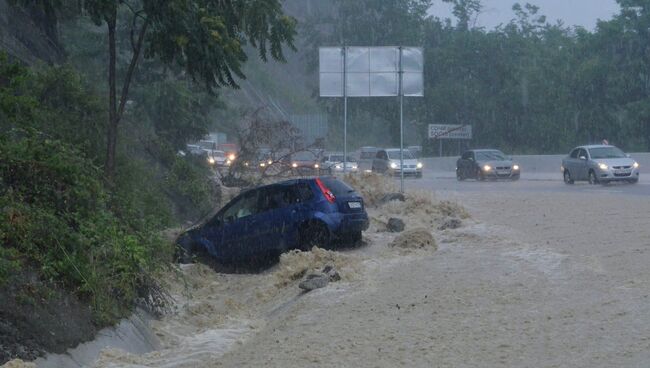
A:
399,47,404,193
439,139,442,157
343,47,347,174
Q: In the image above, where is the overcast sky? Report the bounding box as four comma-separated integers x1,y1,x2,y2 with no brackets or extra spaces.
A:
429,0,621,30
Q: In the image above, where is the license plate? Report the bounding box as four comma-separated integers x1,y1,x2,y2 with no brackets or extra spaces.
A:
615,170,631,175
348,201,362,209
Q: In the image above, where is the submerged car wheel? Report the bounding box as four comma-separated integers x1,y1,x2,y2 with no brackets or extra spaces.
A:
588,170,599,185
175,234,196,264
300,221,330,250
563,170,574,184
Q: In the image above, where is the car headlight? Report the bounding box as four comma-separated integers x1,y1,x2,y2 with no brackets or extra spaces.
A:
351,164,358,169
226,159,232,165
390,162,398,169
267,160,273,165
228,153,236,161
513,165,520,171
335,164,342,169
314,164,320,169
207,157,215,165
483,165,492,172
416,162,423,169
291,162,298,168
598,163,608,170
633,162,639,169
260,162,266,167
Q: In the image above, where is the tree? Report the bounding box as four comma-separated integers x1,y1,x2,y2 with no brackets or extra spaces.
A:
15,0,297,180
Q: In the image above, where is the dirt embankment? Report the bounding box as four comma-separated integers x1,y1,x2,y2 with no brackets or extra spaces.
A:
0,270,96,365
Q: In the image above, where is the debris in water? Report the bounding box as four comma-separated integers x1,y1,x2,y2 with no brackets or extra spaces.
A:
0,360,36,368
299,274,330,291
390,228,437,250
438,217,462,230
274,247,359,288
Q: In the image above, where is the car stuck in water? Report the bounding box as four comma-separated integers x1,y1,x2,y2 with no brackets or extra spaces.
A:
176,177,369,265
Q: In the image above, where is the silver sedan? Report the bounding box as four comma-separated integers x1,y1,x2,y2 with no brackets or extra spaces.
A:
561,145,640,184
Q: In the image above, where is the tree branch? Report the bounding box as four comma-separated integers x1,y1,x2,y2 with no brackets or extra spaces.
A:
117,16,150,123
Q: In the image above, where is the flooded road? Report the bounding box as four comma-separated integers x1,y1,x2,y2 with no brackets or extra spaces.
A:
11,175,650,368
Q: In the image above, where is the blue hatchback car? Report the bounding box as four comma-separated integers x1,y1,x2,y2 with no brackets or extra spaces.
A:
176,177,369,264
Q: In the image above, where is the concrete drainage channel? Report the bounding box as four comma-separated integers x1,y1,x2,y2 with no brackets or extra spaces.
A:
34,310,158,368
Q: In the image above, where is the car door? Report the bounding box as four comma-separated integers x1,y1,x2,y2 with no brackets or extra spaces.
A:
219,189,260,262
459,151,471,177
576,148,589,180
254,186,289,253
467,151,478,177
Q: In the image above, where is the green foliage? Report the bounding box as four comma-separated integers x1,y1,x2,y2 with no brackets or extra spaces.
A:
0,132,168,324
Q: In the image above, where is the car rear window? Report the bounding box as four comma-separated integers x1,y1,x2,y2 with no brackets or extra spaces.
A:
320,177,356,196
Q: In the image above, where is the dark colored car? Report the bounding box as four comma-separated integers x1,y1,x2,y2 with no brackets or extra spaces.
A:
456,149,520,181
176,177,369,264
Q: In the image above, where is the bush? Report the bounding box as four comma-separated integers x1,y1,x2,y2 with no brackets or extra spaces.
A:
0,131,169,324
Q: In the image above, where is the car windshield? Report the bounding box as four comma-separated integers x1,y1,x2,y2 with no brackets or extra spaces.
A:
213,151,225,157
330,155,355,162
293,151,317,161
589,147,626,159
320,177,356,196
387,150,414,159
475,151,507,161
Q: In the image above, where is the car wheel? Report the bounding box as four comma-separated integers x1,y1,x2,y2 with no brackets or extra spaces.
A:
628,178,639,184
476,169,484,181
511,176,520,181
300,221,330,250
563,170,574,184
588,170,599,185
457,170,464,181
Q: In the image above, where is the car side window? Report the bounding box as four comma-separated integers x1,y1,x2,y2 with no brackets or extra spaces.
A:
221,191,259,223
569,149,579,158
578,148,588,159
285,183,314,204
257,186,286,213
461,151,471,160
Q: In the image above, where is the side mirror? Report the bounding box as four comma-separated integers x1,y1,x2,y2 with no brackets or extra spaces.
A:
579,156,587,160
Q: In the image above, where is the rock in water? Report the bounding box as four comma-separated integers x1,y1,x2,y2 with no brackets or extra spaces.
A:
387,218,405,232
322,265,341,282
299,274,330,291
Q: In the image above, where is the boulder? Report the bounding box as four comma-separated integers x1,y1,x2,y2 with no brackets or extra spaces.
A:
299,274,329,291
322,265,341,282
387,217,405,233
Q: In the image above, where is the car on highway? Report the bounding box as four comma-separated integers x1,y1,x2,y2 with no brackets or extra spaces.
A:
207,150,228,166
456,149,520,181
290,150,323,175
176,177,369,264
371,148,423,178
357,146,380,172
320,152,359,174
561,145,640,184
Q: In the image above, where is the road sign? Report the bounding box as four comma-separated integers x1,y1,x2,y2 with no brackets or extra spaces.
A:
428,124,472,140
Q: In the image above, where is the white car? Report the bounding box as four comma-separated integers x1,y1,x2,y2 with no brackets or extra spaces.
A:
321,153,358,173
561,145,639,184
207,150,228,166
372,148,423,178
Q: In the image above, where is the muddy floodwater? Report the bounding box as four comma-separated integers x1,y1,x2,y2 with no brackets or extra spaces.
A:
6,180,650,367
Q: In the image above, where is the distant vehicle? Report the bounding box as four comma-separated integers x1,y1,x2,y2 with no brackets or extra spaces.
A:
176,177,369,264
561,145,639,184
358,146,380,172
456,149,520,181
218,143,239,161
291,150,322,174
207,150,228,166
186,144,204,156
321,152,358,174
372,148,423,178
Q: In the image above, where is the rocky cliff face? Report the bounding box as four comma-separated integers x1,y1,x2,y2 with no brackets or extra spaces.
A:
0,0,64,64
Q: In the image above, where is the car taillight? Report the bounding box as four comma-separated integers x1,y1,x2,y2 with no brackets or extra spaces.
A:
315,178,336,203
